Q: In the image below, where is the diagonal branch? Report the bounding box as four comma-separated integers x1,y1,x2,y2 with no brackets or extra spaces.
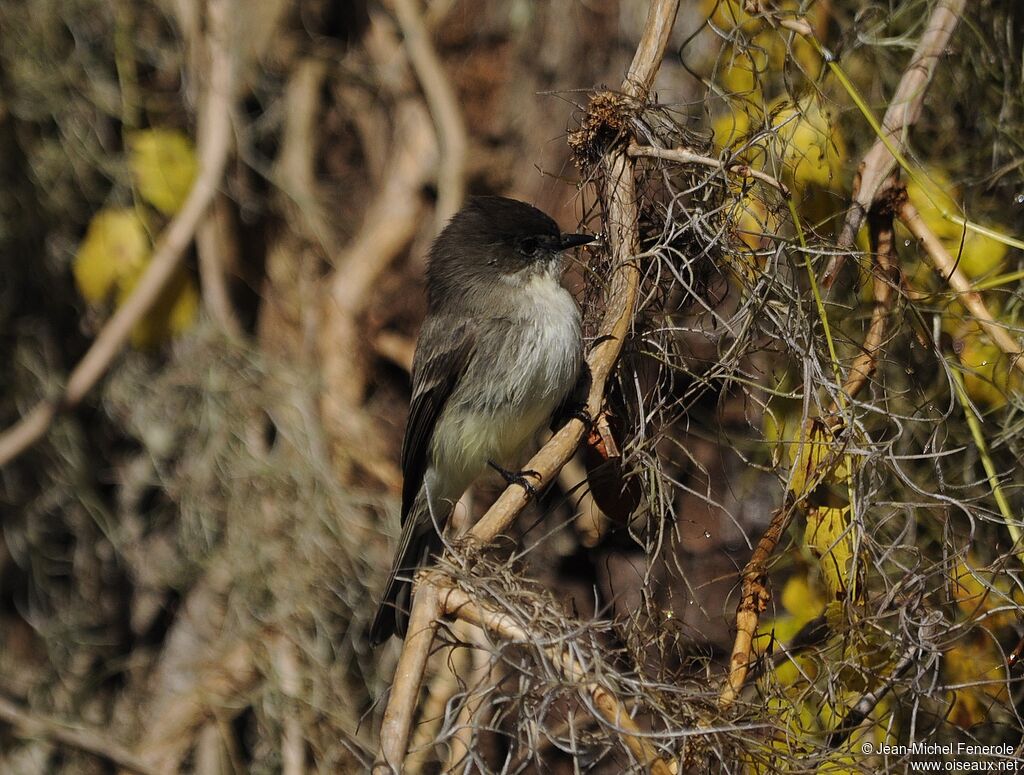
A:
899,195,1024,376
822,0,966,288
373,1,680,770
0,0,237,469
720,192,900,709
0,695,155,775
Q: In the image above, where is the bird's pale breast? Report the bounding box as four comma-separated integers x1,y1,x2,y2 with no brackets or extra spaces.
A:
429,270,581,499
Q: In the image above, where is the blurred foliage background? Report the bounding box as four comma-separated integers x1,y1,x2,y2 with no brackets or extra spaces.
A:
1,0,1023,772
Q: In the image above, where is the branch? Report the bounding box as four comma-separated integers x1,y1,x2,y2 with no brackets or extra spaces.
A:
627,143,790,197
899,196,1024,376
0,0,236,469
0,694,155,775
196,194,243,336
720,439,850,707
374,0,680,769
718,502,794,708
823,0,966,288
375,583,442,773
438,582,674,774
832,185,899,408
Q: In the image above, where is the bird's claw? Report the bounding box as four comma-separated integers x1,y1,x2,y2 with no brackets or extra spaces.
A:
488,462,542,499
553,403,593,432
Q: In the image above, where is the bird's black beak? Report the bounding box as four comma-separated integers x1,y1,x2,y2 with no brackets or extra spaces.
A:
558,233,596,251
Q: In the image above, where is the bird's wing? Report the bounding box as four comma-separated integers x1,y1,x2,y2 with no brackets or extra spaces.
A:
400,316,476,523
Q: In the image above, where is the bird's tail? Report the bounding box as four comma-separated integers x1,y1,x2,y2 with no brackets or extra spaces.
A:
369,494,447,645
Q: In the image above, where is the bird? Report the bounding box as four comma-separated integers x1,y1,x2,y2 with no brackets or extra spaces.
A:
368,196,594,644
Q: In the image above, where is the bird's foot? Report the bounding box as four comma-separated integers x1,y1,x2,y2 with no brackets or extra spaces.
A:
554,403,593,432
488,461,542,499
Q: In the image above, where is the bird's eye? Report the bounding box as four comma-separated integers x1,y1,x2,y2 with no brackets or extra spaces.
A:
518,237,540,257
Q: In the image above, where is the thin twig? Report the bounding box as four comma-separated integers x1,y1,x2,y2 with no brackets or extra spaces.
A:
373,0,681,769
0,695,155,775
899,196,1024,376
0,0,237,469
823,0,966,288
438,582,675,774
440,622,492,774
627,143,790,197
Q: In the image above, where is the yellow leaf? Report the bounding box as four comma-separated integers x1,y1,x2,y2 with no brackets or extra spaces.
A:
712,110,751,150
906,168,1007,279
719,49,766,97
73,208,150,304
781,573,825,620
129,129,198,215
950,559,1017,629
944,633,1009,729
729,192,779,253
702,0,761,35
117,266,199,349
767,95,846,194
805,506,856,601
788,418,839,497
955,330,1018,409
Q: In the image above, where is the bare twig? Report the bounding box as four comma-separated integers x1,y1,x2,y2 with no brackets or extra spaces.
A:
403,632,469,774
374,0,680,769
823,0,966,288
562,455,608,548
374,331,416,373
318,13,436,481
438,583,675,774
719,502,795,708
439,622,491,774
0,695,155,775
899,196,1024,375
319,17,434,404
390,0,467,228
832,186,899,408
627,142,790,196
0,0,237,469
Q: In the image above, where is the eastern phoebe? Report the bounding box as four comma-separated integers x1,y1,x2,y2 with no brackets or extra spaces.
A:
369,196,594,644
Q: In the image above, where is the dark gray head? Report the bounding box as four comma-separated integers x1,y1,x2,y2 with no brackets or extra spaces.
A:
426,196,594,310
